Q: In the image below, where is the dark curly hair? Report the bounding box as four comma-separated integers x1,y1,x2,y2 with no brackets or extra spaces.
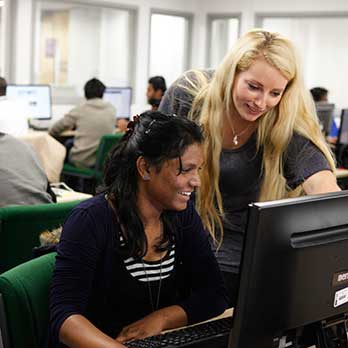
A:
104,111,204,258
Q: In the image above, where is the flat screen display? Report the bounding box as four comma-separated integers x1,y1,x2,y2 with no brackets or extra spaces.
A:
103,87,132,119
6,85,52,120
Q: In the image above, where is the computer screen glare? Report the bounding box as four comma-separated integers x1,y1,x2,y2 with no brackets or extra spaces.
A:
103,87,132,119
6,85,52,120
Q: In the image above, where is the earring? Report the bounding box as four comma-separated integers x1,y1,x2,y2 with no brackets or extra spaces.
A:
143,174,150,181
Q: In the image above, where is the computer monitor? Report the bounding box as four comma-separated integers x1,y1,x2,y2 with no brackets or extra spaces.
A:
315,103,335,136
229,191,348,348
337,109,348,145
103,87,132,119
6,84,52,120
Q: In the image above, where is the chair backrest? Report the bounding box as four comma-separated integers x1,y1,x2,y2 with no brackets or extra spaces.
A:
0,201,82,273
315,102,335,136
338,109,348,145
0,252,56,348
95,132,123,174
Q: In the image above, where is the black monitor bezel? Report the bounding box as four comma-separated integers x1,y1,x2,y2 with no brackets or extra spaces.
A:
229,191,348,348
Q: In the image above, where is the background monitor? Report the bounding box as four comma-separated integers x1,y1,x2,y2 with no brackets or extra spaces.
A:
103,87,132,119
6,84,52,120
338,109,348,145
229,191,348,348
315,102,335,136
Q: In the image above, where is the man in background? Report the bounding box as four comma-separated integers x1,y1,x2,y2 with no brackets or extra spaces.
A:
310,87,328,102
49,78,115,168
147,76,167,111
310,86,338,140
0,132,54,207
0,77,28,136
116,76,167,132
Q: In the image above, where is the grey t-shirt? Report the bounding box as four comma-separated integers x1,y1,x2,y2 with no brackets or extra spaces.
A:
217,132,330,273
0,133,53,207
159,70,331,274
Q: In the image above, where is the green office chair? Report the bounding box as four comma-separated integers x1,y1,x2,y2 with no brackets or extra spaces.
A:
0,252,56,348
61,132,123,193
0,200,82,273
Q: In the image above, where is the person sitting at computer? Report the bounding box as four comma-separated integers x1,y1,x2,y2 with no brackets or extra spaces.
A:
159,29,341,306
310,86,328,103
49,111,228,348
49,78,115,168
0,77,29,137
0,132,54,207
310,86,338,141
147,76,167,111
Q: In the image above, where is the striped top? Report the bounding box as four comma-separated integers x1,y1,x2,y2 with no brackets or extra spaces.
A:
120,235,175,282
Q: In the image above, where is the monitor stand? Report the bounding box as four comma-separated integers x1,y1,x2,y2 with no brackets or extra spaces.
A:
316,314,348,348
273,314,348,348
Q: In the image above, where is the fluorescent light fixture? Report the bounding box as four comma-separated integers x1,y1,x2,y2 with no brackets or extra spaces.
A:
0,1,4,7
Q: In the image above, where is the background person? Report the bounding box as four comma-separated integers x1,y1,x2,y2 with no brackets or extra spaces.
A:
49,111,228,348
159,29,340,306
310,86,338,139
147,76,167,111
0,132,54,207
49,78,115,168
310,86,328,102
0,77,28,137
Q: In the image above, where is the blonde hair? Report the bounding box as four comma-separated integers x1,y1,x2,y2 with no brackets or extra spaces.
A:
188,29,336,243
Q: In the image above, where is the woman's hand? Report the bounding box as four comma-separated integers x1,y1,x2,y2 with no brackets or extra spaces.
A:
116,311,164,343
116,305,187,343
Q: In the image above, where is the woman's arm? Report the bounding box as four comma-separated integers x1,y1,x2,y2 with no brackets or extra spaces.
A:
50,208,111,347
302,170,341,194
60,315,125,348
116,305,187,343
284,134,341,194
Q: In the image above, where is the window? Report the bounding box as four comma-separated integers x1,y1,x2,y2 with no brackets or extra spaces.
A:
257,14,348,109
34,1,136,96
207,15,240,68
0,0,4,75
149,12,192,86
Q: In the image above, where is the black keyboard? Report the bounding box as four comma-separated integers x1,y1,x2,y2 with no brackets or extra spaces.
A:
125,316,232,348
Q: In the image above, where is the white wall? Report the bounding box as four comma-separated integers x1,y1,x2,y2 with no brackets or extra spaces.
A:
10,0,348,108
68,7,101,93
12,0,198,109
99,9,130,87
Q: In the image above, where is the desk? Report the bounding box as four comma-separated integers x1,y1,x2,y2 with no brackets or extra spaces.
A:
336,168,348,189
163,308,233,334
164,308,317,348
19,131,66,183
52,187,92,203
336,168,348,179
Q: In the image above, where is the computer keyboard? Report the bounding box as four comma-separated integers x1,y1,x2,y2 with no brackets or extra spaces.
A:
125,316,232,348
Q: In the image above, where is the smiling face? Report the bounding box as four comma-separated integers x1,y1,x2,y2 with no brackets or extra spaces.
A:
142,143,203,212
232,58,289,122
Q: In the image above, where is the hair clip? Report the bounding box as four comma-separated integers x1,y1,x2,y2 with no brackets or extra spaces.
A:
125,115,141,139
145,119,157,135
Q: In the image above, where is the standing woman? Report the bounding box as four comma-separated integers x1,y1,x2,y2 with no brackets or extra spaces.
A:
49,111,228,348
159,29,340,305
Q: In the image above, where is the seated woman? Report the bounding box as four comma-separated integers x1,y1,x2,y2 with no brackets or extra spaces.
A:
49,111,228,348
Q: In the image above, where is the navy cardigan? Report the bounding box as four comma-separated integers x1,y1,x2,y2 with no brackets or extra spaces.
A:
49,194,228,347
